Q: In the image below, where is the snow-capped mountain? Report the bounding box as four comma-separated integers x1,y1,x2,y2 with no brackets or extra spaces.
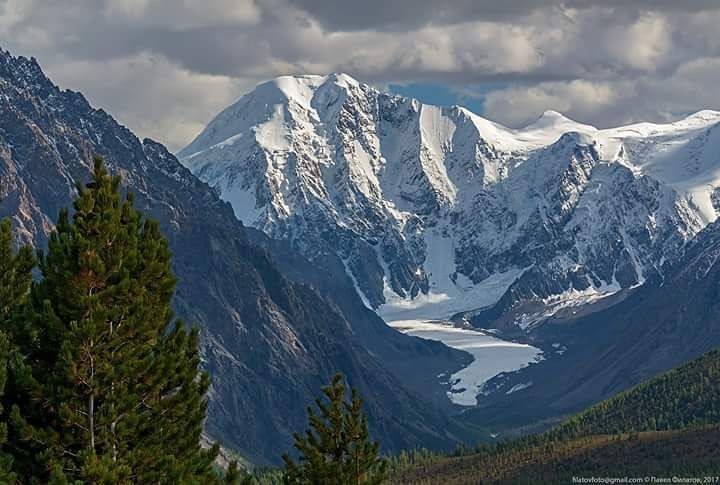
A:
179,73,720,329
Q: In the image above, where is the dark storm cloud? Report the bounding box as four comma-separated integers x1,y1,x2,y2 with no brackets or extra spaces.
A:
1,0,719,150
286,0,720,31
285,0,549,31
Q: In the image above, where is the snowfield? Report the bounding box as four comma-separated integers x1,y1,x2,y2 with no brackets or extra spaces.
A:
380,262,543,407
388,320,543,406
377,263,525,323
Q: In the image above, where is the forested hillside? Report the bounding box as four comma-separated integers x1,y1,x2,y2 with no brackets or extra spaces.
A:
548,349,720,439
390,348,720,484
391,427,720,484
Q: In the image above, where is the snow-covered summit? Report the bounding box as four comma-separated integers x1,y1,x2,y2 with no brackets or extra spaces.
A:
179,73,720,328
523,110,592,133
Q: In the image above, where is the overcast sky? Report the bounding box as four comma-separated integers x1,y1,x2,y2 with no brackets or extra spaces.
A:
1,0,720,151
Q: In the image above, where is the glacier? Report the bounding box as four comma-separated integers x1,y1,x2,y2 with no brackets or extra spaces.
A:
389,319,542,406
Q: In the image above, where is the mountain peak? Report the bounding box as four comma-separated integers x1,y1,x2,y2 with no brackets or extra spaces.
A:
540,109,567,120
256,74,324,105
244,72,362,111
0,48,48,87
680,109,720,125
524,110,586,131
178,72,369,159
326,72,361,86
266,72,359,94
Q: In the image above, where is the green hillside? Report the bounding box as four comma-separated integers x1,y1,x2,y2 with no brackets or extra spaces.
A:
548,349,720,439
390,427,720,484
390,349,720,484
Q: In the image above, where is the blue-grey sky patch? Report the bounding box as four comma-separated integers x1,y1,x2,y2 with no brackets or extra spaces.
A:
388,82,510,116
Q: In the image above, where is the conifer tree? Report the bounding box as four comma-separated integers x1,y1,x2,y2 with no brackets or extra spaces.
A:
283,374,387,485
224,460,241,484
8,158,217,483
0,218,34,483
0,219,35,324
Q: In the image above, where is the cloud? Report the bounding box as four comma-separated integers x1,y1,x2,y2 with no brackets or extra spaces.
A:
47,52,247,151
1,0,720,149
284,0,720,32
103,0,261,29
483,80,619,127
483,57,720,129
284,0,547,31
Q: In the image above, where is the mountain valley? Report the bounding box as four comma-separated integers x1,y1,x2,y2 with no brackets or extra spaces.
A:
3,49,720,469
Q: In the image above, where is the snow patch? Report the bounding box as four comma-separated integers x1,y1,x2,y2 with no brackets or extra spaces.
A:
506,382,533,394
515,281,624,330
224,181,262,227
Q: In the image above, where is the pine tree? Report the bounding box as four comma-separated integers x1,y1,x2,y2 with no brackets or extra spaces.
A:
283,374,387,485
0,219,35,324
8,158,218,483
0,218,35,483
224,461,240,484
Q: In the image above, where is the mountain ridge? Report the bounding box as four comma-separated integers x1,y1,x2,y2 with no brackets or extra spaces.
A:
460,214,720,435
179,72,719,329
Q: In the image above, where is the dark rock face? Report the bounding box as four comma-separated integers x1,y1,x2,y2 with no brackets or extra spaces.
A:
465,137,698,330
0,50,467,464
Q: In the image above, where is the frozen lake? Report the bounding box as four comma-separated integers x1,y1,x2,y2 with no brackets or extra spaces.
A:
389,319,543,406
